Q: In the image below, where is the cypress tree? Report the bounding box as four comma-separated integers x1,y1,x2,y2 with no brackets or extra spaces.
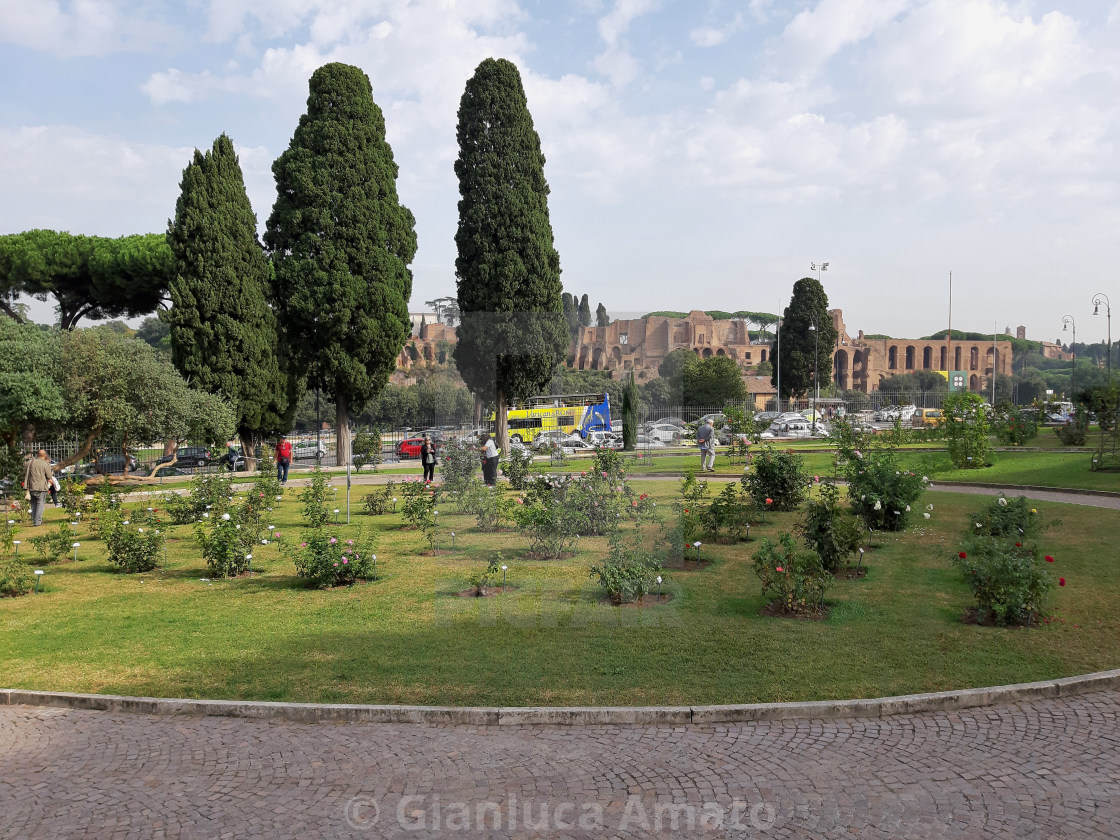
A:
578,293,592,328
562,292,578,338
165,133,288,465
771,277,838,398
622,370,638,451
453,58,568,451
265,64,417,465
596,302,610,328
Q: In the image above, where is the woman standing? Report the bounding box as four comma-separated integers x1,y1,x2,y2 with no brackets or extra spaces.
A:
479,433,499,486
420,433,437,483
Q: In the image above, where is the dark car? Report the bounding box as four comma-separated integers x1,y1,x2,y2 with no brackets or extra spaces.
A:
396,437,425,459
95,453,139,474
156,447,212,469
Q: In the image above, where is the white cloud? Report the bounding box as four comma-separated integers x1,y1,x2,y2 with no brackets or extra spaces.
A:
0,125,195,234
0,0,176,56
597,0,660,46
690,12,744,47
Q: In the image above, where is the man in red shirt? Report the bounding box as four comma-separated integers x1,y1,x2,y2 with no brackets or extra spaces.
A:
276,435,293,484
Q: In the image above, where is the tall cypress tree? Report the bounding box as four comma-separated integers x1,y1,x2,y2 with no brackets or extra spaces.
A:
596,302,610,327
578,294,592,328
771,277,838,398
265,64,417,465
453,58,568,450
562,292,578,338
165,133,288,465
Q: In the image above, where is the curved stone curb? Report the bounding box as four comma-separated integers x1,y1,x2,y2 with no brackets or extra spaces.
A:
927,480,1120,499
5,668,1119,726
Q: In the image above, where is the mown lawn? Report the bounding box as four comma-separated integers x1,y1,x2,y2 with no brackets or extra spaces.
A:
2,474,1115,707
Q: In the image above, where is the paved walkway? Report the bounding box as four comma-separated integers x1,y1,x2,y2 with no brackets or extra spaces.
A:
3,689,1118,839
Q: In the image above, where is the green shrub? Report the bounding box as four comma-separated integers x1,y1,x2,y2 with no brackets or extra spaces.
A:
460,480,512,531
1055,408,1088,446
955,540,1055,625
194,509,259,578
352,429,382,472
799,481,863,573
511,491,583,559
589,531,664,604
844,449,927,531
58,477,89,517
439,438,480,494
743,446,807,511
289,529,377,588
499,446,534,490
992,404,1039,446
0,555,33,596
968,495,1055,540
106,522,164,573
663,471,707,558
29,521,77,564
162,471,235,525
299,468,332,529
467,552,505,594
362,481,396,516
700,482,753,542
751,533,831,615
940,393,993,468
400,478,437,531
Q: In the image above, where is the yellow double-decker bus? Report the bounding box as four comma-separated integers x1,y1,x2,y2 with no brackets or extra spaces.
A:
489,393,612,444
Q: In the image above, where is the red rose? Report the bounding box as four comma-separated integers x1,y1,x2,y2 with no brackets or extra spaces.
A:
959,552,967,559
1015,542,1022,547
1045,555,1054,563
1059,578,1066,587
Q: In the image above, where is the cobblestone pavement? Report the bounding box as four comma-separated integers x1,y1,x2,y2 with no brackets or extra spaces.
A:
3,690,1118,839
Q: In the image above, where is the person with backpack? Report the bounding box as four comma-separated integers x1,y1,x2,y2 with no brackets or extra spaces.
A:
275,435,292,484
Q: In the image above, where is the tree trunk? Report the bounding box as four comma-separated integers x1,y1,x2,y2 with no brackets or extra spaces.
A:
336,391,351,467
239,433,257,472
496,386,509,456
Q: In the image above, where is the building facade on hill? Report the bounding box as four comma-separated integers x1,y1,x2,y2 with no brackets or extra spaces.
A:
395,308,1014,394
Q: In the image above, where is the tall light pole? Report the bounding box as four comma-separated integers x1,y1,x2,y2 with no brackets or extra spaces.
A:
1092,293,1112,386
811,261,829,283
1062,314,1076,401
809,317,819,435
776,299,782,413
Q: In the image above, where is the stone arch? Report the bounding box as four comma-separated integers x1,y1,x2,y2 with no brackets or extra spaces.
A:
922,347,932,369
969,347,979,370
905,346,915,370
610,346,623,367
592,347,605,370
954,346,962,370
888,346,898,370
578,346,590,370
939,346,947,370
834,348,850,390
701,347,713,358
969,374,981,391
716,348,726,357
985,347,999,371
694,347,701,355
760,348,768,363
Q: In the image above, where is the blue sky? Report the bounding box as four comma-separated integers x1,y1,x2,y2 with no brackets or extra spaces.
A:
3,0,1120,345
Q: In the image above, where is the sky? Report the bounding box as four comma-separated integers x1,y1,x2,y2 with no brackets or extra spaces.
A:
3,0,1120,345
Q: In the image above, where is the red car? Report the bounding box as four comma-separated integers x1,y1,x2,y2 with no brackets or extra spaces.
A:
396,438,426,459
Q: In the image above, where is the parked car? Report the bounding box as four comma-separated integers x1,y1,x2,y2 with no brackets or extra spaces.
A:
761,420,825,439
95,453,139,474
635,434,665,448
532,430,580,451
912,408,945,428
587,431,623,448
645,423,684,444
156,446,212,469
396,437,426,459
292,441,327,460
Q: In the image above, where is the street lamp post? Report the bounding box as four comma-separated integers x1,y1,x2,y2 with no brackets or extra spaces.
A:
811,261,829,283
1092,293,1112,386
808,318,819,435
1062,315,1076,401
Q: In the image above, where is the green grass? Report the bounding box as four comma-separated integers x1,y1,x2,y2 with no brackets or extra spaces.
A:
2,478,1116,707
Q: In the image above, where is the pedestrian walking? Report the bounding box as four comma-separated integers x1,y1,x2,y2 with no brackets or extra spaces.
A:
275,435,292,484
421,433,438,483
23,450,54,526
697,419,716,472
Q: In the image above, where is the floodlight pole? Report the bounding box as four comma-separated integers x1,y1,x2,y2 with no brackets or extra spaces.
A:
1062,315,1076,401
